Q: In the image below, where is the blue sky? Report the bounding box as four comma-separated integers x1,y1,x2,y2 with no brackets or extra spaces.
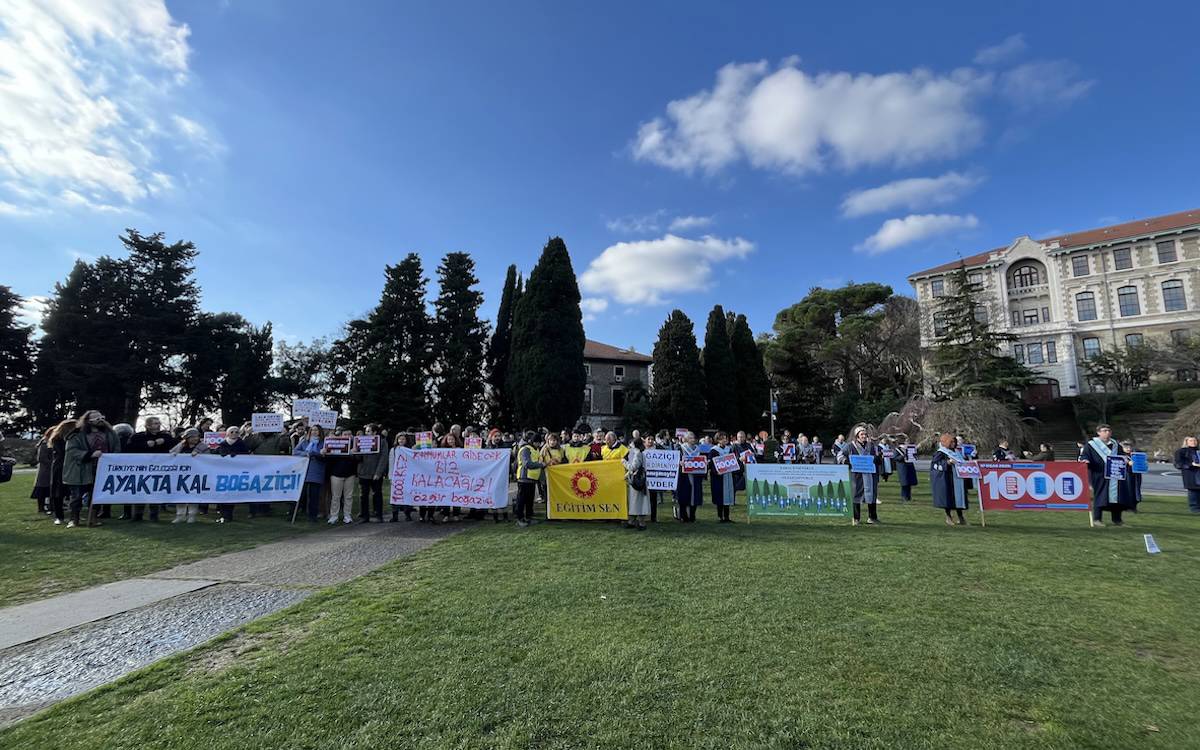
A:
3,0,1199,353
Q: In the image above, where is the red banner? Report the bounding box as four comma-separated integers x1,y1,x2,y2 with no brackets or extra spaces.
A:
976,461,1089,511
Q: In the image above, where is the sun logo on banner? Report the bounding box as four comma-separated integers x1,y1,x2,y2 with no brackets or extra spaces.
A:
570,469,598,499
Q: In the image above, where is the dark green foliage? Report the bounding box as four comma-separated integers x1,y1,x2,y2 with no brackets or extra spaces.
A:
432,252,487,424
508,237,586,430
726,312,769,432
702,305,738,430
929,264,1034,401
0,286,33,428
621,378,653,433
650,310,706,430
485,265,520,427
178,314,274,425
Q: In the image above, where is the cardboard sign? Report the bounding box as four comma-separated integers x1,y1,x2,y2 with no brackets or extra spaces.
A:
713,453,740,475
812,442,822,457
203,431,223,450
976,461,1088,510
682,456,708,475
961,443,977,460
782,443,796,460
251,413,284,433
354,435,380,454
323,436,352,455
1105,455,1127,481
881,447,895,459
905,445,917,462
849,454,876,474
645,449,682,492
292,398,320,417
740,449,756,465
954,460,981,480
675,427,688,440
464,436,483,449
415,431,435,449
1130,452,1148,474
746,464,852,518
311,409,338,430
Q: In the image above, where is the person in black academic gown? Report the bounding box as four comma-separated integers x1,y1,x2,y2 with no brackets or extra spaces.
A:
930,433,968,525
1174,436,1200,514
1080,424,1135,526
895,439,918,502
839,425,882,526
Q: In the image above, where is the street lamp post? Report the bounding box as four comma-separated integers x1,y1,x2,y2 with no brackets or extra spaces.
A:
762,389,778,437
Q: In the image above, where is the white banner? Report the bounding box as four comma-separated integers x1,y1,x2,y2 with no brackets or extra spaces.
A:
92,454,309,505
644,449,681,492
311,409,338,429
293,398,320,417
251,413,284,433
389,447,509,508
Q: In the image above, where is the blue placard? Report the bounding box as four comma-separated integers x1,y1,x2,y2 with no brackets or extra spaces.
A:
961,443,976,459
849,454,876,474
1130,452,1148,474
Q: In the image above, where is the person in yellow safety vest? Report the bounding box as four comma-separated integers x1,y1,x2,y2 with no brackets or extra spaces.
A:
515,431,544,527
601,431,629,462
564,428,591,463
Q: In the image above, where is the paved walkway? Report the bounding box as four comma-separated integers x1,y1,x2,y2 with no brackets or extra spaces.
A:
0,520,458,727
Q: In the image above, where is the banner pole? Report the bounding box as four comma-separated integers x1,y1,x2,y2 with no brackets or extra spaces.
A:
978,493,986,528
291,499,300,524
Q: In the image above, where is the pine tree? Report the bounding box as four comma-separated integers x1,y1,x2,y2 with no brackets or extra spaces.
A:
929,263,1034,401
508,237,586,430
702,305,738,430
432,252,487,424
485,264,519,427
725,311,770,432
0,286,33,428
650,310,706,430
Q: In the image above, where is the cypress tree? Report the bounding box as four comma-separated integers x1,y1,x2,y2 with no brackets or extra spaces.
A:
508,237,586,430
432,252,487,424
702,305,738,430
485,264,519,428
0,286,33,428
727,311,770,432
650,309,706,430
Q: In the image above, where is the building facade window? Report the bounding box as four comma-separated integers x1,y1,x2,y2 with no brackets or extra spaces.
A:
1027,343,1044,365
583,363,590,377
1071,254,1090,277
1076,292,1097,321
931,279,944,297
1082,337,1102,359
582,386,593,414
1162,279,1187,312
973,304,988,324
1013,344,1025,363
1012,264,1041,288
1113,247,1132,270
1117,285,1140,317
968,271,983,285
611,387,625,415
933,313,949,337
1124,333,1144,348
1157,239,1178,264
1041,306,1050,323
1010,310,1020,327
1023,308,1039,325
613,365,624,382
1171,328,1190,345
1046,341,1057,363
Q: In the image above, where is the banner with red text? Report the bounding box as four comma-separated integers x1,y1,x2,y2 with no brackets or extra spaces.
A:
976,461,1089,511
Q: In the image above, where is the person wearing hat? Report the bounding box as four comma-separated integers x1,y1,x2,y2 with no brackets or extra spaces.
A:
839,425,883,526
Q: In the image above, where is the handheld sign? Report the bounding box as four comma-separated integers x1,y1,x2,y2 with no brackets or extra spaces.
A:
251,413,283,433
849,454,876,474
464,436,483,449
311,409,338,430
713,453,740,475
323,436,352,455
905,444,917,462
1105,455,1127,481
1130,452,1148,474
954,460,982,480
354,435,380,454
645,449,682,491
415,431,435,449
682,456,708,475
675,427,688,441
782,443,796,460
740,449,756,464
961,443,977,460
203,431,223,450
881,447,895,459
292,398,319,417
812,442,822,458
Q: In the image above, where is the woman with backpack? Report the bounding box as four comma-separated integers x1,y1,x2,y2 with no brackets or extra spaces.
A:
624,437,649,530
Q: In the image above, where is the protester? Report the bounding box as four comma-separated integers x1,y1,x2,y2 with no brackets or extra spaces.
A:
565,428,590,463
708,431,736,523
895,439,918,502
127,416,173,521
63,411,122,528
47,418,73,524
31,426,53,515
601,431,628,462
993,439,1016,461
839,425,882,526
931,433,968,525
1080,424,1134,527
1026,443,1055,461
170,429,209,523
1174,436,1200,514
587,429,605,461
390,432,415,522
676,431,705,522
1120,440,1143,511
515,431,545,527
244,422,292,517
294,425,327,522
324,427,359,525
356,424,389,523
623,437,649,530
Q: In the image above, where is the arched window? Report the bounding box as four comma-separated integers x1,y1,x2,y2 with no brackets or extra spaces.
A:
1162,280,1187,312
1012,264,1040,288
1117,286,1140,317
1075,291,1097,321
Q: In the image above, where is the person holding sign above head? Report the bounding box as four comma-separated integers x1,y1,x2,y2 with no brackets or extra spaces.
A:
170,429,209,523
294,425,326,522
1080,424,1134,527
708,432,737,523
839,425,882,526
676,432,706,522
931,433,969,526
623,437,649,530
1174,436,1200,513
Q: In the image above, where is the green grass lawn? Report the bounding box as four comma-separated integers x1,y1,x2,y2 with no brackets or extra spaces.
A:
2,479,1199,749
0,473,324,607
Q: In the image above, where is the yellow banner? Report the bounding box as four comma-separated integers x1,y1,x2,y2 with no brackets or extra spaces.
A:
546,460,628,520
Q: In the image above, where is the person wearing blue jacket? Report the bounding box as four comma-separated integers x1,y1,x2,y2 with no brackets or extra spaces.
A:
293,425,326,521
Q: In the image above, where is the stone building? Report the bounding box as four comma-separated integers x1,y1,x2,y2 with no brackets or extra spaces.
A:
909,208,1200,401
580,339,653,430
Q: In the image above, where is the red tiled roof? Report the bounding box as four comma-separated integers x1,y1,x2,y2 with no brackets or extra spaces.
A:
908,208,1200,280
584,339,653,363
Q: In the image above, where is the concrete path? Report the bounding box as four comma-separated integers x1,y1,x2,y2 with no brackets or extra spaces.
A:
0,520,459,727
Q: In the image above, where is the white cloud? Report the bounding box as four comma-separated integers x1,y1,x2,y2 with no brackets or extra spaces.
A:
580,297,609,322
1000,61,1094,110
633,59,988,175
856,213,979,255
840,171,981,217
974,34,1027,65
579,234,754,305
606,210,666,234
0,0,204,215
171,114,224,157
14,294,49,328
668,214,714,232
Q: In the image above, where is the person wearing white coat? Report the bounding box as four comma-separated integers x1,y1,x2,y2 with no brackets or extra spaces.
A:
624,438,649,530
